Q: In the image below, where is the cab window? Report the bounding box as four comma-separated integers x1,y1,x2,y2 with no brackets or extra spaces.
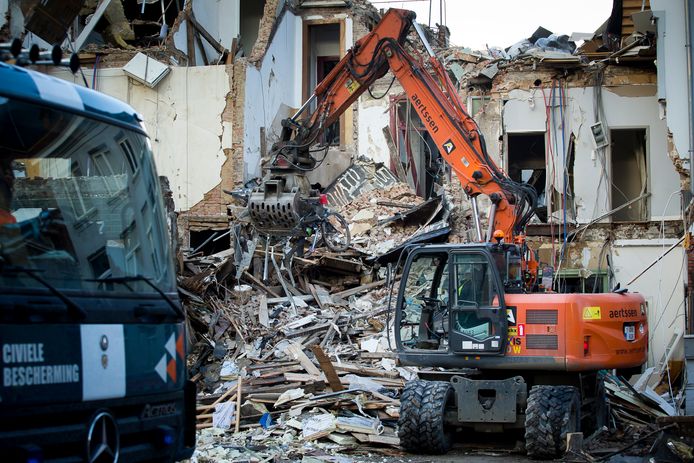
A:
399,252,448,351
452,253,500,341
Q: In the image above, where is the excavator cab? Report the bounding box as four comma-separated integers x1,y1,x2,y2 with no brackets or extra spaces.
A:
395,244,507,357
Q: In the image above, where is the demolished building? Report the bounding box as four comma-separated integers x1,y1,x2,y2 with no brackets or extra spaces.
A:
3,0,694,458
3,0,693,422
446,1,689,370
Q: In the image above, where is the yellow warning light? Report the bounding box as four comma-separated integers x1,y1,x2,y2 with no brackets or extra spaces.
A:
493,230,504,243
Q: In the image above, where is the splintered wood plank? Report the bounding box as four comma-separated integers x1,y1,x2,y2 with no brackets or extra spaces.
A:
310,345,345,392
284,342,322,377
258,294,270,328
368,434,400,446
243,271,280,298
333,362,400,379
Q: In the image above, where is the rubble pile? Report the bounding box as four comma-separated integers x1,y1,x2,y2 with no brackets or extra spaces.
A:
340,183,429,256
180,173,435,461
179,164,686,462
575,371,687,461
182,266,413,461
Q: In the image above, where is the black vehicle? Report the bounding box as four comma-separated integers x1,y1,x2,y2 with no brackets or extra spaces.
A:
0,61,195,462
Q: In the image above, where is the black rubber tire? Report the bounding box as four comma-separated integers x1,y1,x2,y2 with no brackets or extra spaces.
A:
525,385,580,459
398,379,428,451
418,381,454,454
320,211,351,252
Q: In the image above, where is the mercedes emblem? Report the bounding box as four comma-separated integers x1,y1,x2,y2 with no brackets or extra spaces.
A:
86,411,120,463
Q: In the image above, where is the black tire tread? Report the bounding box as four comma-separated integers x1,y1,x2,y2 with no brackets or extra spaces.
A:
398,379,428,451
418,381,454,454
525,385,580,459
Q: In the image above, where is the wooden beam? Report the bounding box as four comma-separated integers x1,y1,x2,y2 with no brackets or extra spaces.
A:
226,37,238,65
186,11,228,56
186,16,196,66
284,342,322,377
243,270,281,298
189,10,209,66
310,345,345,392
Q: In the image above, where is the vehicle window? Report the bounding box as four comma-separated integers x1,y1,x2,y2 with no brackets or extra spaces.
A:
0,96,175,294
452,253,500,341
453,253,499,308
399,253,448,351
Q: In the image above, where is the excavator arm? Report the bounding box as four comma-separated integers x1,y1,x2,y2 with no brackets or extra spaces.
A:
267,8,536,243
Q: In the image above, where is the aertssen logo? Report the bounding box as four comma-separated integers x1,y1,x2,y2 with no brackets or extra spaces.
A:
154,333,184,383
609,308,638,318
411,93,439,133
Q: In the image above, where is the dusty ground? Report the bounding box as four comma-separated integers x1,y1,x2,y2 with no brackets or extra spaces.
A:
347,431,531,463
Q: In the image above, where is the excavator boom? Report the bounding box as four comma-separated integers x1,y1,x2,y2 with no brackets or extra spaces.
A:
266,8,536,243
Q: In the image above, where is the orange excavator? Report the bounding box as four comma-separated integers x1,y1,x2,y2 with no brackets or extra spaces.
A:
249,9,648,459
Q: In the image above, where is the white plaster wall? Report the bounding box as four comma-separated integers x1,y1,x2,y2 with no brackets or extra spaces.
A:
50,65,231,212
503,89,547,133
502,86,680,224
243,12,303,180
611,240,686,366
652,0,691,162
357,96,391,165
173,0,241,66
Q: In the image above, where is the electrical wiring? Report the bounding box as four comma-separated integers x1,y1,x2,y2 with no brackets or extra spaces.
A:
647,257,685,365
652,190,683,367
92,54,100,90
553,69,650,292
560,80,568,274
541,83,557,268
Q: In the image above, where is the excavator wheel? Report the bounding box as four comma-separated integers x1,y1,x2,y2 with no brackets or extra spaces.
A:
398,379,427,451
399,380,454,454
525,385,580,459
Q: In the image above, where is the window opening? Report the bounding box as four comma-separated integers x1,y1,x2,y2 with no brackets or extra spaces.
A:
306,23,341,146
390,95,442,198
610,128,647,221
239,0,268,56
189,229,231,256
507,132,547,222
